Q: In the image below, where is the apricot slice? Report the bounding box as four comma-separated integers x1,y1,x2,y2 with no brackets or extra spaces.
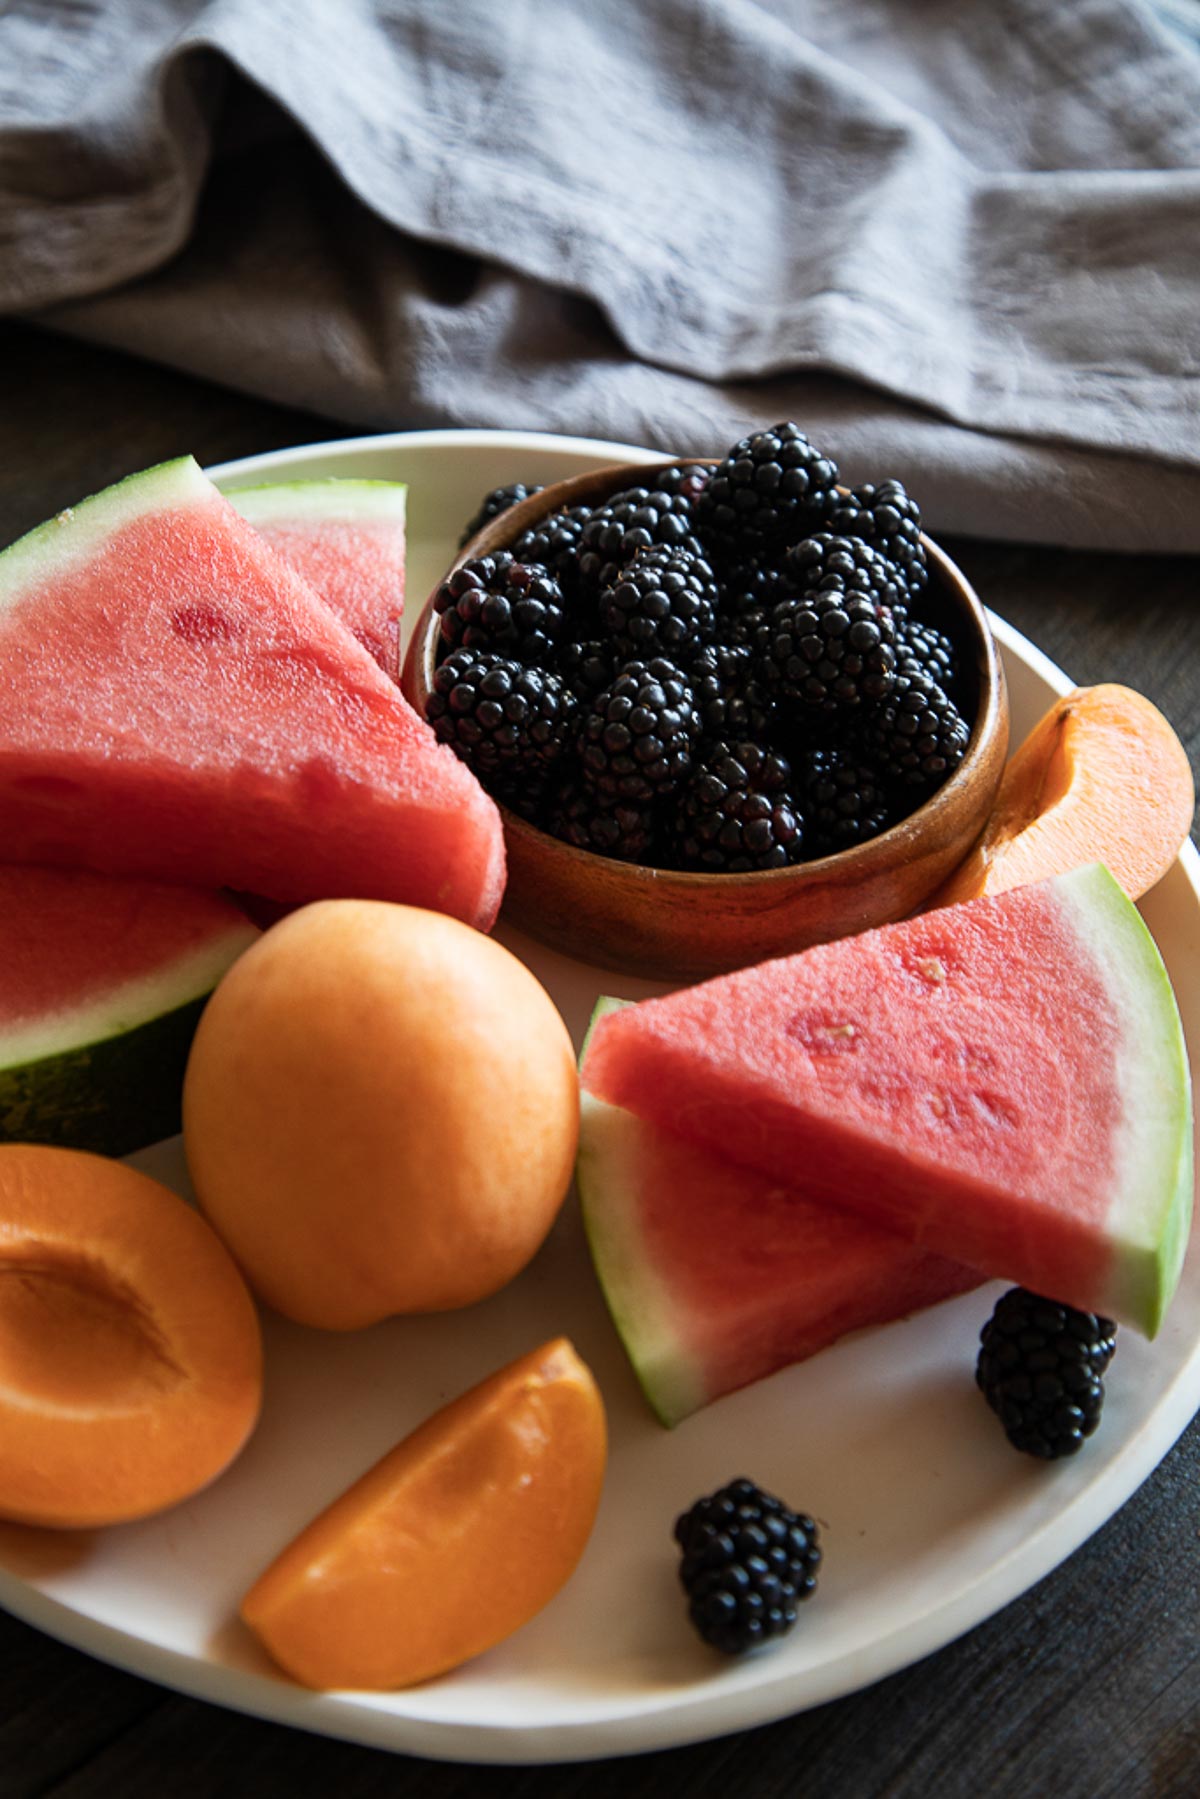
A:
182,901,579,1330
0,1145,262,1529
240,1337,607,1690
931,684,1194,908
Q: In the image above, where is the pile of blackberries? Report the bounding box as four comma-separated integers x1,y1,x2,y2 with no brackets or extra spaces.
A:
426,422,972,872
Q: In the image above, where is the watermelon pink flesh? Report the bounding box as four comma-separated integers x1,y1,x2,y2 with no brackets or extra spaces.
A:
0,459,504,930
578,1079,980,1427
0,863,255,1051
227,481,406,681
581,865,1194,1337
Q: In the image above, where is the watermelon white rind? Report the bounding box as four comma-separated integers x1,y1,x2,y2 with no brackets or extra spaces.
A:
224,480,408,527
1055,866,1194,1335
580,865,1194,1339
577,998,699,1425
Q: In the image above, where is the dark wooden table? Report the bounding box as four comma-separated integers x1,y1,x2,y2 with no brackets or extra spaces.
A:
2,322,1198,1799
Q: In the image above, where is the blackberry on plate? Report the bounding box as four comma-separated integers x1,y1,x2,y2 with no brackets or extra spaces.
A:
799,744,893,854
868,667,969,792
765,589,897,715
674,740,803,872
785,534,906,616
976,1288,1117,1459
434,552,565,665
828,479,927,601
577,487,705,594
674,1477,821,1655
694,422,839,558
599,543,719,662
425,648,577,780
458,482,543,548
547,778,657,862
580,657,699,804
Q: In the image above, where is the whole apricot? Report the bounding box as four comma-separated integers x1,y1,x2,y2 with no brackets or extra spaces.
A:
182,901,578,1329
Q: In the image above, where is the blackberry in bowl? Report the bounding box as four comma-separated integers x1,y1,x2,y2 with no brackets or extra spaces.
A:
403,442,1009,980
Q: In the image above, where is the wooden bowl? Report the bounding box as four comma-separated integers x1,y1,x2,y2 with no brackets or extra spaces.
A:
402,460,1010,980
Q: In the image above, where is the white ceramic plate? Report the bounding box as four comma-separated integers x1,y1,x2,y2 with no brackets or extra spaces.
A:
2,430,1197,1765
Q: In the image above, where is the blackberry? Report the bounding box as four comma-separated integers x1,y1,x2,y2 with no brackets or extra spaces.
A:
674,740,803,872
577,487,704,594
434,553,565,665
694,422,839,558
896,617,957,691
688,642,773,744
869,668,969,792
599,544,719,662
512,504,593,601
547,778,657,863
828,479,927,601
425,649,577,780
652,460,718,501
580,658,699,804
799,745,893,854
558,638,616,705
674,1478,821,1655
785,534,906,616
976,1288,1117,1459
765,590,897,715
458,482,543,548
720,554,792,626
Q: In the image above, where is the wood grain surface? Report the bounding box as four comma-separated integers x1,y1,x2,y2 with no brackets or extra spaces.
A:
1,321,1198,1799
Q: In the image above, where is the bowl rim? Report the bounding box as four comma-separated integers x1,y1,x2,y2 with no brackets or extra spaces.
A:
402,457,1008,890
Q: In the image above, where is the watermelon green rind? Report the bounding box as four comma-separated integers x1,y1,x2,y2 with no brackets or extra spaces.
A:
1055,865,1193,1335
0,458,212,600
577,998,701,1425
2,994,210,1157
225,480,408,525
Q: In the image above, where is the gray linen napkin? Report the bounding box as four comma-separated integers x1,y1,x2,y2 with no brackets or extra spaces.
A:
2,0,1198,550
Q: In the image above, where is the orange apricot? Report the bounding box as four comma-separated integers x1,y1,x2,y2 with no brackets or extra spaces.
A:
0,1145,262,1529
930,684,1194,909
240,1336,607,1690
182,901,579,1330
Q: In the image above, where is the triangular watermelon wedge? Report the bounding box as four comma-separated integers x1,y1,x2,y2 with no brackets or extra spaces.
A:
226,479,406,681
581,866,1194,1337
578,1001,980,1426
0,458,504,929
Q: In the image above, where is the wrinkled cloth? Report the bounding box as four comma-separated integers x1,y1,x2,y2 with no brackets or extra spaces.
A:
1,0,1199,549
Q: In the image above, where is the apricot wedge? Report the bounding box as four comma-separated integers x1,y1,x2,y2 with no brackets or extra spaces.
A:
0,1145,262,1529
240,1338,607,1690
931,684,1194,908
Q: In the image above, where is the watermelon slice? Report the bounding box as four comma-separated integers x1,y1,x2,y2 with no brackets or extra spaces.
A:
226,479,406,681
578,1001,980,1426
0,458,504,929
581,865,1194,1337
1,863,258,1156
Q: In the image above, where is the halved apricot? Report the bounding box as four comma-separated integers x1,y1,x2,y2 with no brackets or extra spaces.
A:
240,1337,607,1690
931,684,1194,908
0,1145,262,1529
